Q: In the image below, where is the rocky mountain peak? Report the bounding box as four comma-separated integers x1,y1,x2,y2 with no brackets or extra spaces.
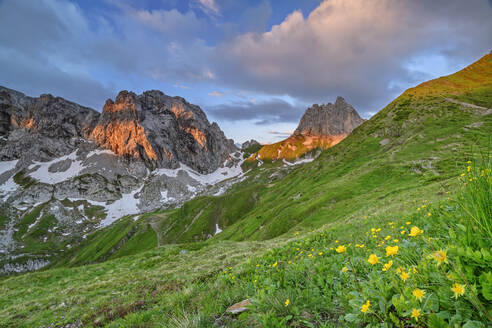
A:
294,97,364,137
91,89,236,173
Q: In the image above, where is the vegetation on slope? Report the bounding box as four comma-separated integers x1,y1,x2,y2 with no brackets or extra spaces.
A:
0,52,491,327
0,158,490,327
250,134,343,161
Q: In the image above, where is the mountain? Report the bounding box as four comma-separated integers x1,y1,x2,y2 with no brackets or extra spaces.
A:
294,96,364,136
1,52,491,327
251,96,364,161
0,87,242,274
90,90,236,173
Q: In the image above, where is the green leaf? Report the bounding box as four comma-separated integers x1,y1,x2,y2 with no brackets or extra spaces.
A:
479,271,492,301
462,321,485,328
344,313,359,322
428,314,450,328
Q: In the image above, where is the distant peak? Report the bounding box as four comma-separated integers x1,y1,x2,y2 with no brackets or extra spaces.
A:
294,97,363,137
335,96,346,104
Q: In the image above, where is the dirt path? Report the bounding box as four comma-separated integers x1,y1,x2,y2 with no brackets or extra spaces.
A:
180,203,211,236
148,214,167,247
444,98,492,115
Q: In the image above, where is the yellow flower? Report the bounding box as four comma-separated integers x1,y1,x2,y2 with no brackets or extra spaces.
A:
409,226,423,237
412,267,418,274
359,244,365,248
396,267,403,274
386,245,399,257
336,245,347,253
308,253,314,258
406,221,411,225
376,228,381,232
427,212,432,217
368,254,379,265
451,283,465,298
411,308,420,320
335,240,339,244
432,250,448,266
361,300,370,313
412,289,425,302
329,247,333,250
256,264,260,267
467,160,471,164
460,173,466,177
401,230,406,235
382,260,393,272
288,260,292,264
273,261,278,267
285,299,290,307
467,165,472,172
393,239,399,243
342,266,348,273
399,271,409,281
254,279,257,283
385,235,391,240
318,252,323,256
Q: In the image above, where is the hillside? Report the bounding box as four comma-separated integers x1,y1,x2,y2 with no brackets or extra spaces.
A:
0,53,491,327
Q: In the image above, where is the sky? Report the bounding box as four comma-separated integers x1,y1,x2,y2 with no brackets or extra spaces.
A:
0,0,491,144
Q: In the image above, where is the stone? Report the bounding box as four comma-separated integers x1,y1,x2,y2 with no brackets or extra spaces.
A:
226,299,252,314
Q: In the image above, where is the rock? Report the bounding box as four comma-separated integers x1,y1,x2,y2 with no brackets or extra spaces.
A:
379,138,390,146
0,86,245,274
241,139,260,150
90,90,237,173
226,299,252,314
294,96,364,137
0,86,99,163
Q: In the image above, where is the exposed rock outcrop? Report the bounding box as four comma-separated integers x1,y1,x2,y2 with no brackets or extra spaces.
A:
252,97,364,161
241,139,261,150
0,86,100,163
0,86,241,274
294,96,364,137
90,90,236,173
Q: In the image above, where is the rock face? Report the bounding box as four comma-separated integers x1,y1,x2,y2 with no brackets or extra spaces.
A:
0,86,242,274
0,86,100,163
251,97,364,161
90,90,236,173
294,96,364,137
241,139,260,150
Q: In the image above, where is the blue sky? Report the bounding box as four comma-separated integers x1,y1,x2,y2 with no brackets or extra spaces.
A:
0,0,491,143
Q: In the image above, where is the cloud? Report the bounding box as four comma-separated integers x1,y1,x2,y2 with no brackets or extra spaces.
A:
122,5,207,40
214,0,492,115
0,0,113,109
173,84,191,89
208,91,224,97
191,0,220,16
268,130,293,139
207,98,304,125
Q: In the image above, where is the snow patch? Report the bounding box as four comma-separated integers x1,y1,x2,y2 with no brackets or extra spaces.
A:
214,223,222,235
28,151,85,184
0,159,18,174
0,177,18,201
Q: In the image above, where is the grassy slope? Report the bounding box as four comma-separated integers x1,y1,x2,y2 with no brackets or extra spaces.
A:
251,134,342,161
0,53,491,327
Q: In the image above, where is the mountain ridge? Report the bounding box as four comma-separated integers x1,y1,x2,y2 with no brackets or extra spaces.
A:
251,96,364,161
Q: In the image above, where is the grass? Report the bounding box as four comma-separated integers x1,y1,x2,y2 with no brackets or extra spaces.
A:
0,51,491,327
